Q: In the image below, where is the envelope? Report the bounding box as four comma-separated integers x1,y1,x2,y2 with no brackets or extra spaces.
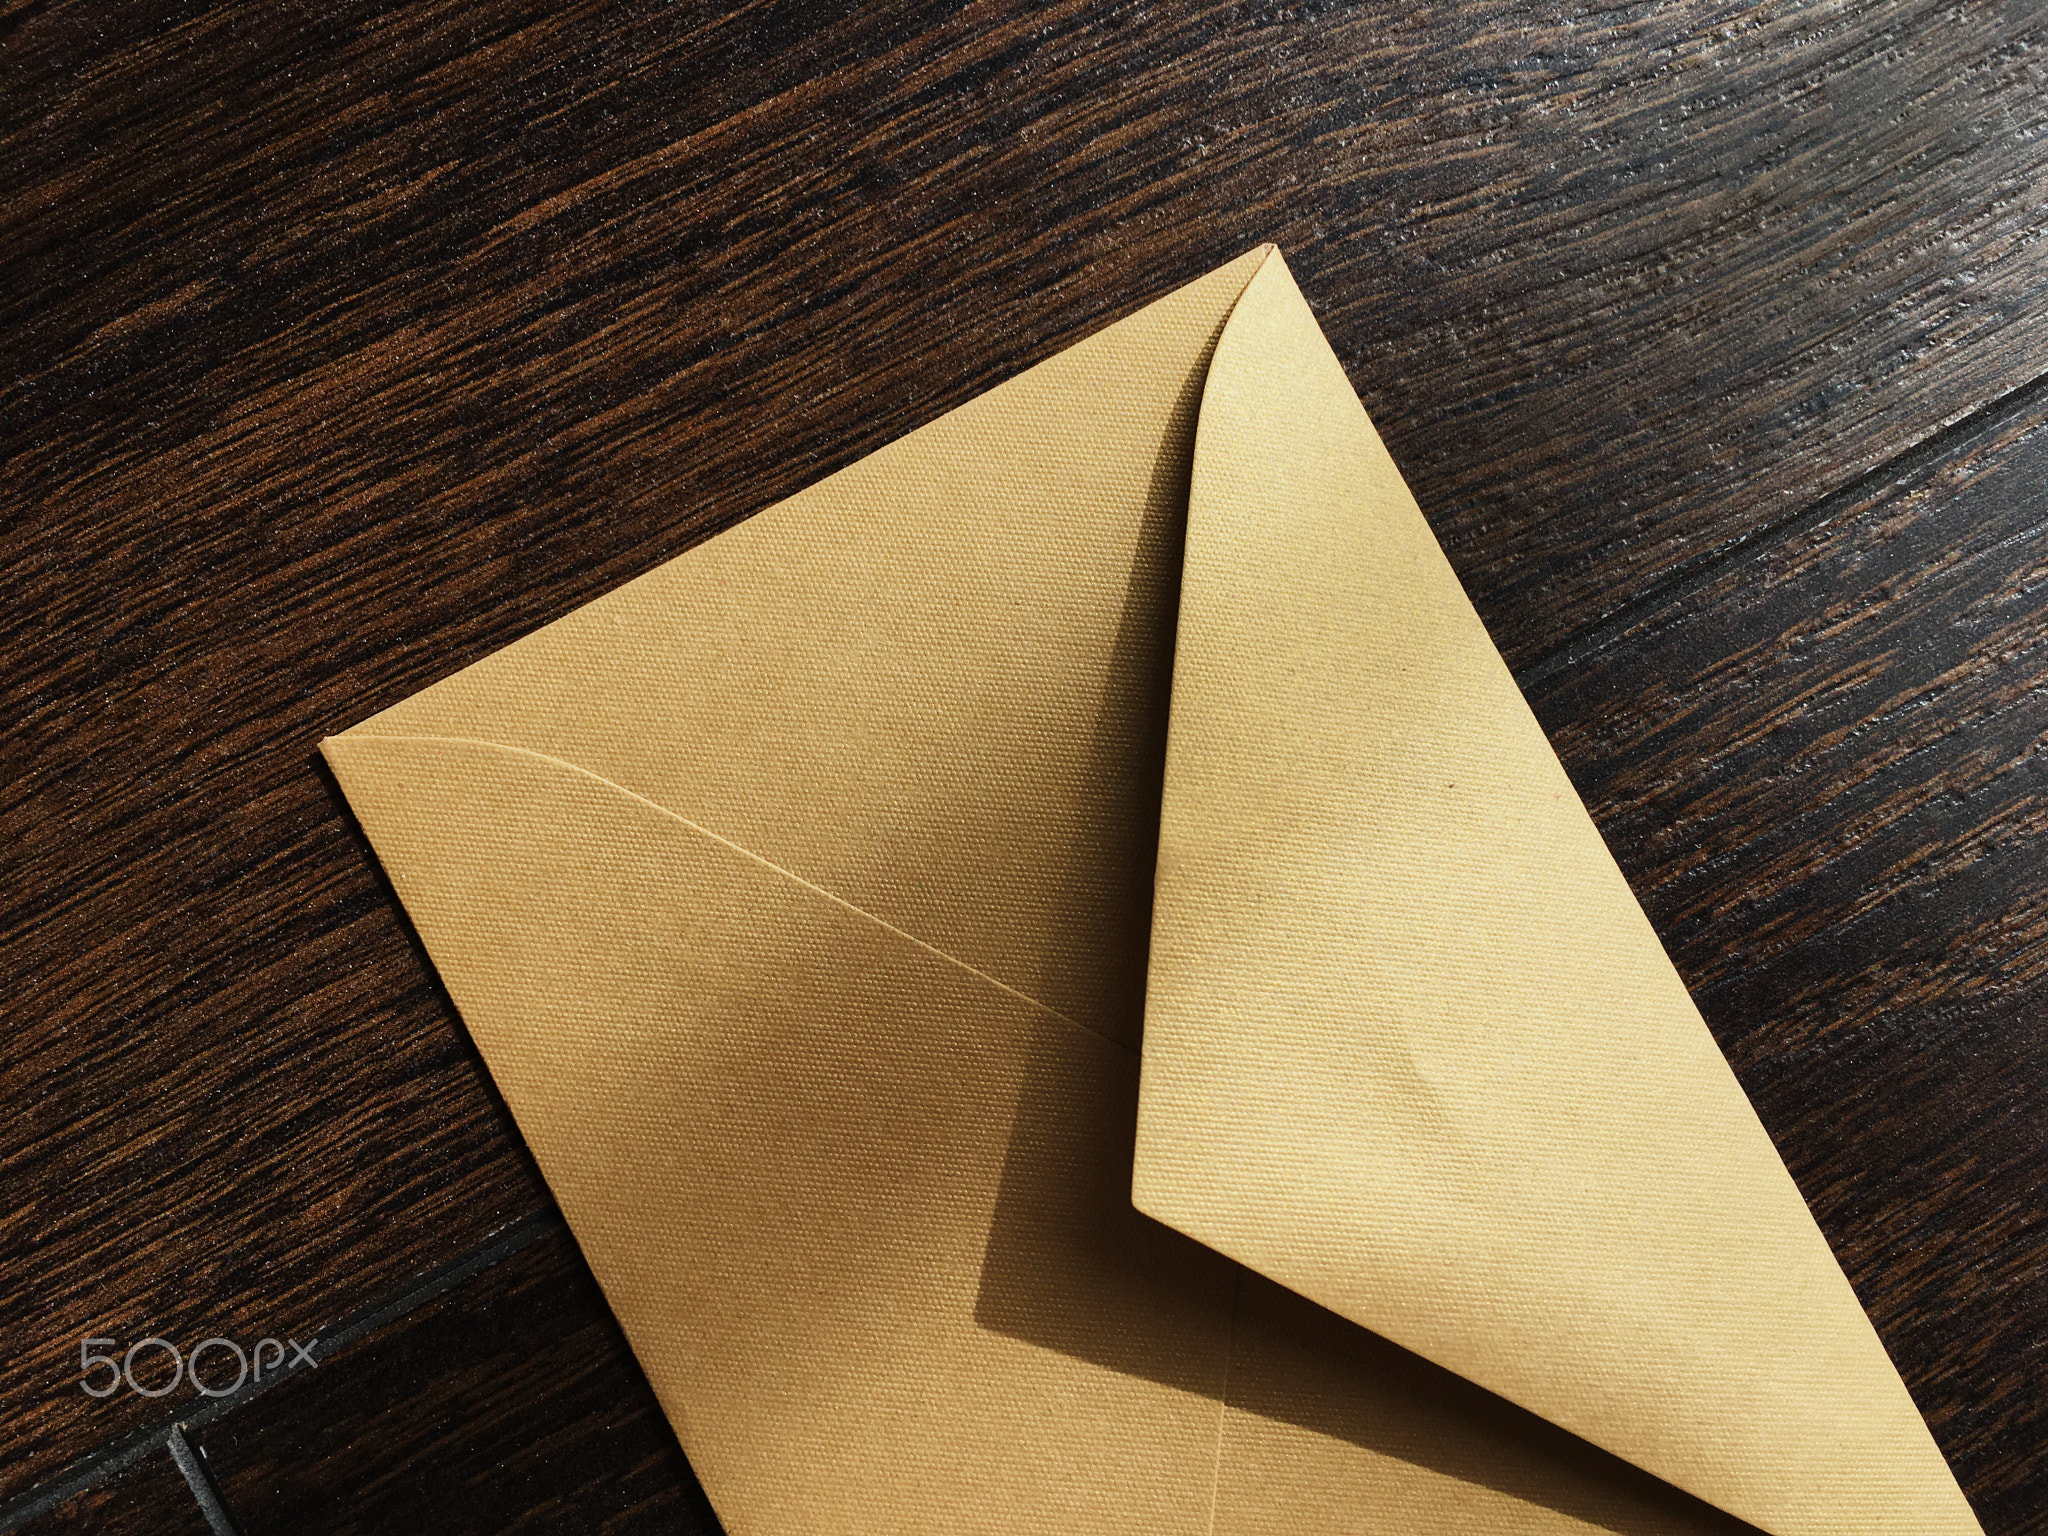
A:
321,247,1981,1536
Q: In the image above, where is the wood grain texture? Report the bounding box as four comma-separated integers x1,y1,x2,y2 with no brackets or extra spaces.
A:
191,1230,720,1536
1530,396,2048,1534
5,1,2045,669
0,762,549,1499
3,0,2046,1522
9,1447,210,1536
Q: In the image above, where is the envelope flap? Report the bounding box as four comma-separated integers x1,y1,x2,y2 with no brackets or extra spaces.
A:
1131,253,1981,1536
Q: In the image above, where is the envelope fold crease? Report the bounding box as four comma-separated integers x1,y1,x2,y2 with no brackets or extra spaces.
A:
340,731,1115,1046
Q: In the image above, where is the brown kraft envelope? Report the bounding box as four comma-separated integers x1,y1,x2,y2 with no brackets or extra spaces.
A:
322,246,1981,1536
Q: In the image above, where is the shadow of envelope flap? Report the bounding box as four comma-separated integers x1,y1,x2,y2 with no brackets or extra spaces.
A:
321,733,1236,1534
1132,253,1982,1536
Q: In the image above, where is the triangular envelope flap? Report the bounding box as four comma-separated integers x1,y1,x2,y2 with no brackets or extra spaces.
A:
339,247,1272,1050
1132,255,1980,1536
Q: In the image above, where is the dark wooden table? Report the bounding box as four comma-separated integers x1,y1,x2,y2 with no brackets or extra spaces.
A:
5,1,2045,1531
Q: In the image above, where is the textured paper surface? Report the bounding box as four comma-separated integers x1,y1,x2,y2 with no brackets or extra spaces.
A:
1134,256,1979,1536
322,248,1979,1535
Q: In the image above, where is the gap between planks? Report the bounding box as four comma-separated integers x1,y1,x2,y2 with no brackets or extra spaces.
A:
0,1210,568,1535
